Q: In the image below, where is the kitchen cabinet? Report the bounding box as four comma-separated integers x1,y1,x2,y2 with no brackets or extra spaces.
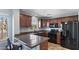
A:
48,15,78,25
40,40,48,50
20,14,31,27
56,32,61,44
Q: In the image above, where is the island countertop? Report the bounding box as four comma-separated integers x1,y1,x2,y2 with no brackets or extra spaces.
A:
15,34,49,48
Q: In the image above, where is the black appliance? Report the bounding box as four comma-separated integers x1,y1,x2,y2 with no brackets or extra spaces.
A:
61,21,79,50
48,29,57,43
49,23,59,28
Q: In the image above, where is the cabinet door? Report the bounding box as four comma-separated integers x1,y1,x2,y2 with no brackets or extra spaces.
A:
27,16,31,27
20,15,31,27
40,40,48,50
25,15,31,27
20,15,27,27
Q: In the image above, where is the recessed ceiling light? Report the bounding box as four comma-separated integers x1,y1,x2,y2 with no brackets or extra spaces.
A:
47,14,53,17
47,14,51,15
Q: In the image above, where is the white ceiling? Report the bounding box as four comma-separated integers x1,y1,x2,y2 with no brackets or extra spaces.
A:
20,9,79,19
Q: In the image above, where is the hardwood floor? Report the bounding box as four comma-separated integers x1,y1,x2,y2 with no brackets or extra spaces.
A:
48,42,70,50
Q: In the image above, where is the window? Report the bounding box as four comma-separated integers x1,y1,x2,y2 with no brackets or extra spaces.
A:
0,16,8,40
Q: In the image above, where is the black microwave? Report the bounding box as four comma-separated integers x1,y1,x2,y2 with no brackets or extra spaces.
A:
49,23,59,28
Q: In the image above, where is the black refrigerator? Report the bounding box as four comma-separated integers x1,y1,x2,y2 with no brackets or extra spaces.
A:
61,21,79,50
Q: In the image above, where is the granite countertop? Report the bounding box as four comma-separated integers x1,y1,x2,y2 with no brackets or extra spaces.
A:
20,27,62,33
20,27,50,33
15,34,49,48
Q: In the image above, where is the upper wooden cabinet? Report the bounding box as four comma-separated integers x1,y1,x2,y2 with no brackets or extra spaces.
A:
20,14,31,27
48,15,78,24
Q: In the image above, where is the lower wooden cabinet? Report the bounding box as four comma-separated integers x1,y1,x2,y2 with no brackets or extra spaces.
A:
56,32,61,44
40,40,48,50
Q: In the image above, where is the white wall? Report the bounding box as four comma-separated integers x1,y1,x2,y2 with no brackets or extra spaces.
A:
12,9,20,35
0,9,12,15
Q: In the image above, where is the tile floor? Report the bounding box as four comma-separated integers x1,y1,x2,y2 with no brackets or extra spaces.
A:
48,42,70,50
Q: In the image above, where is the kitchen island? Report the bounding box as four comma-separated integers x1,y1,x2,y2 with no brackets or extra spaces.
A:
15,33,49,50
